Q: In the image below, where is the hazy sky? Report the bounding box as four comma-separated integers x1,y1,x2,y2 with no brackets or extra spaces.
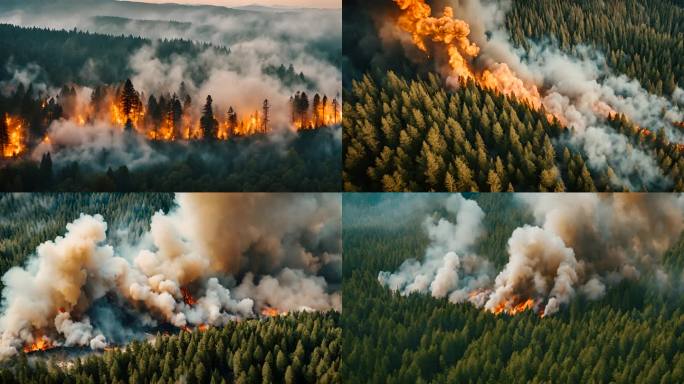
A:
129,0,341,8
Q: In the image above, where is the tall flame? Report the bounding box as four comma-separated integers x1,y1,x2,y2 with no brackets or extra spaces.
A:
393,0,543,110
2,114,27,158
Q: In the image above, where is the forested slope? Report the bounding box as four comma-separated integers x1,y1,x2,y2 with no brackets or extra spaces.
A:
344,73,621,192
343,0,684,192
506,0,684,96
342,194,684,384
0,24,226,87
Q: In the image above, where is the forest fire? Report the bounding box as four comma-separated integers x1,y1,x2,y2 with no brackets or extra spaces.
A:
491,297,535,316
31,80,341,148
393,0,543,110
261,307,285,317
1,114,26,158
181,287,197,306
23,335,54,353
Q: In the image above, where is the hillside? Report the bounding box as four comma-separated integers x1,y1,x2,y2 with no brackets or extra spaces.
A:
342,0,684,192
342,194,684,383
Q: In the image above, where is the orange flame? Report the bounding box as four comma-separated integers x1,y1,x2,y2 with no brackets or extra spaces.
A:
23,335,54,353
2,114,27,158
393,0,543,110
198,324,208,332
491,296,535,316
260,306,285,317
181,287,197,306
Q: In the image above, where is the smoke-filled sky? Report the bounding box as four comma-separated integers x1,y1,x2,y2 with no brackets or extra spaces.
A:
125,0,341,8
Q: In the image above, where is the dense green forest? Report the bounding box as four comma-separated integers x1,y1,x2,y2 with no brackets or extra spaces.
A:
342,0,684,192
0,23,227,87
342,194,684,383
506,0,684,96
0,194,341,383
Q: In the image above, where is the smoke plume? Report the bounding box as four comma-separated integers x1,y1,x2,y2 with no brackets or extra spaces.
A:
0,193,341,359
379,194,684,317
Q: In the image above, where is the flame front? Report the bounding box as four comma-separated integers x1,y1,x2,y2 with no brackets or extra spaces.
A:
490,297,535,316
260,306,285,317
23,335,53,353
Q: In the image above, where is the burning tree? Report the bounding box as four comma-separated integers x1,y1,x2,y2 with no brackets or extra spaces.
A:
0,114,9,155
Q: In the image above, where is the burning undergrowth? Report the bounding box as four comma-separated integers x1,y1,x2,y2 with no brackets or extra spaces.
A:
0,193,341,359
378,194,684,317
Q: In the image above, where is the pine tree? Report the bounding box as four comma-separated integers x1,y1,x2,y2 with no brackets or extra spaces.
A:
200,95,218,140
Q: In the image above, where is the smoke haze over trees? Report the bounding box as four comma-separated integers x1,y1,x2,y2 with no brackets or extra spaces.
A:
0,0,342,191
343,0,684,191
342,193,684,383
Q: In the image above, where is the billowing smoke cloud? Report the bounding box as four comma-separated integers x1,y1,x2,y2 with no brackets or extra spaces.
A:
0,193,341,359
379,194,684,317
378,194,493,303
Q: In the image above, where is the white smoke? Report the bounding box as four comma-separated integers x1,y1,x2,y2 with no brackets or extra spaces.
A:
378,193,684,317
378,195,493,303
0,193,341,359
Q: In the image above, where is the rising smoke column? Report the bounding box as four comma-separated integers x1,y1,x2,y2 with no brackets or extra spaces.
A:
378,194,493,304
0,193,341,359
379,194,684,317
489,193,684,316
389,0,683,189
